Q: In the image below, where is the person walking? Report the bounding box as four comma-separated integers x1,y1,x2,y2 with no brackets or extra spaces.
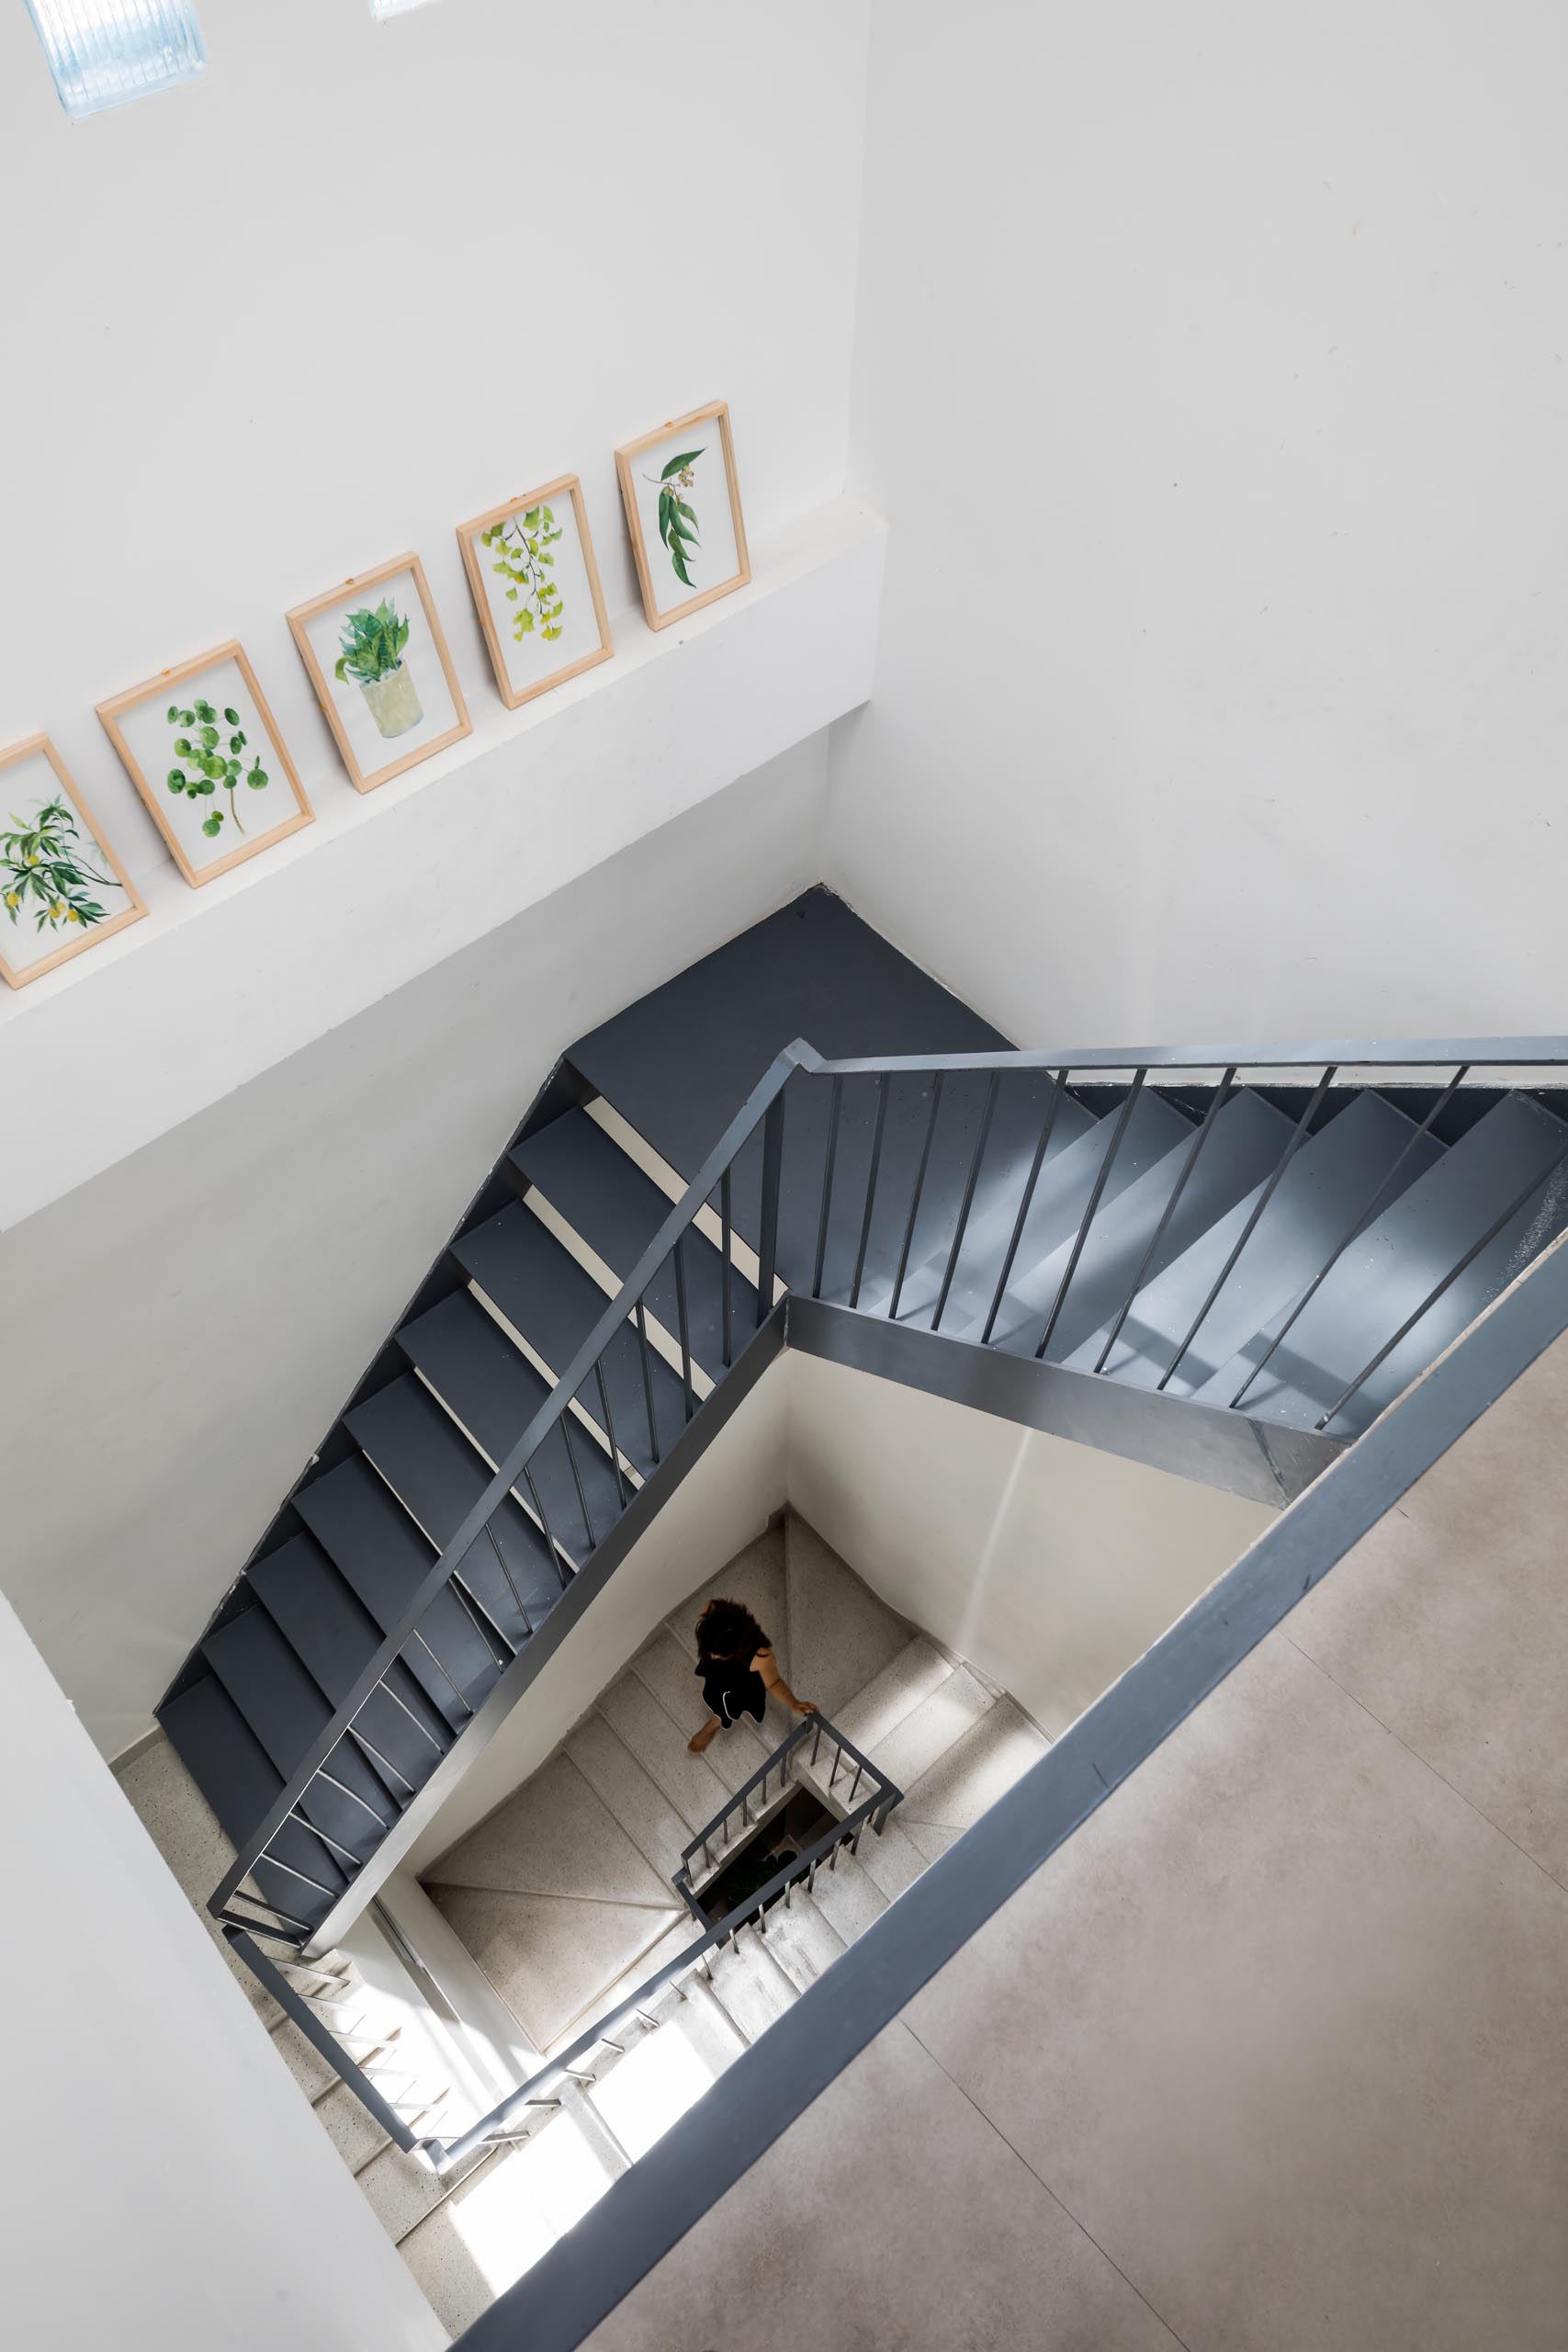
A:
686,1596,817,1752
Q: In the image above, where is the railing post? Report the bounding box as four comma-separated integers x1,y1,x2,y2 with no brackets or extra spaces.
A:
757,1091,785,1324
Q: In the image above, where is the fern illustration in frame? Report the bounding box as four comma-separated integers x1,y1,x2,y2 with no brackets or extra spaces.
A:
457,474,615,710
0,734,144,989
615,400,750,631
288,552,471,793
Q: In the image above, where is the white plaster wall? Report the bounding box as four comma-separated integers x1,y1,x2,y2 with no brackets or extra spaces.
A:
825,0,1568,1046
785,1352,1273,1737
0,0,868,888
0,1586,445,2352
402,1356,791,1877
0,745,824,1758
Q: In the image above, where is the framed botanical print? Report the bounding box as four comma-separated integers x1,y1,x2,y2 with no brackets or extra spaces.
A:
615,400,750,630
97,643,313,888
288,553,471,793
0,734,145,989
457,475,614,710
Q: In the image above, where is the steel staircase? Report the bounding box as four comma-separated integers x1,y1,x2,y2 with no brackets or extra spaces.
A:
157,889,1568,1957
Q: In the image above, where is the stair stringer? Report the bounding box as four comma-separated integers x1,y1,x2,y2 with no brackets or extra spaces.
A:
784,1294,1341,1508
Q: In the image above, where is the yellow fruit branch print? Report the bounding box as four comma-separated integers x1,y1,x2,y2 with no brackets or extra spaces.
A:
483,506,567,644
1,797,118,935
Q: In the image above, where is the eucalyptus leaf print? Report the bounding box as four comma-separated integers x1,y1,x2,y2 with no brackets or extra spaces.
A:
0,796,118,935
482,505,567,644
164,697,269,839
649,447,705,587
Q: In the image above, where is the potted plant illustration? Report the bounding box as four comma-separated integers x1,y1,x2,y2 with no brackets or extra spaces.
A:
648,447,705,586
1,796,118,934
164,699,270,839
335,599,423,739
482,505,567,645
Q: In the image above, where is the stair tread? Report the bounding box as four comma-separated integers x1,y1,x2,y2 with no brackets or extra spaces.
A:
758,1889,847,1995
159,1672,342,1929
1070,1090,1448,1396
294,1453,499,1723
836,1636,954,1753
394,1292,623,1566
512,1109,761,1372
899,1701,1050,1830
248,1532,454,1790
805,1845,892,1944
630,1629,774,1795
962,1090,1292,1362
705,1925,798,2043
566,1712,694,1881
596,1673,733,1835
1205,1094,1568,1432
843,1665,992,1799
203,1607,395,1866
457,1201,691,1477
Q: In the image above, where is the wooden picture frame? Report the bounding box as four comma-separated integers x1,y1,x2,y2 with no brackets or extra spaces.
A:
0,733,146,989
615,400,750,631
288,552,471,793
457,475,615,711
97,642,313,888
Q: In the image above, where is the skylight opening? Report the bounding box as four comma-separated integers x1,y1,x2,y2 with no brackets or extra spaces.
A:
25,0,207,119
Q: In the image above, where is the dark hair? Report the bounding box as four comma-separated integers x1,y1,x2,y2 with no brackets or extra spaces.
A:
694,1597,769,1663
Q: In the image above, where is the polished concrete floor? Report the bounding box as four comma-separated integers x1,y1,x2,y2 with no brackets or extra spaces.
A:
581,1327,1568,2352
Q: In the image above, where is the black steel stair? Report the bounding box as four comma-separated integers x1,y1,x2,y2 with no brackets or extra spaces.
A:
157,888,1568,1954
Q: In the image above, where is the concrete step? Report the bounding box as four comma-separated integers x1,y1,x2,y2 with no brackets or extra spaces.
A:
758,1889,848,1996
565,1710,694,1882
852,1815,931,1906
595,1672,733,1835
805,1844,893,1945
900,1700,1049,1831
836,1635,953,1753
630,1626,774,1791
857,1664,993,1798
704,1923,799,2045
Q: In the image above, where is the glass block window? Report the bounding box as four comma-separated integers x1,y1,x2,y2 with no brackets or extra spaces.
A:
25,0,206,119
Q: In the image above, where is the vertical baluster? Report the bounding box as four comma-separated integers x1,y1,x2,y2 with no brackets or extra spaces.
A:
719,1167,734,1369
849,1075,890,1309
593,1360,628,1506
558,1408,597,1552
932,1071,999,1329
673,1238,696,1421
1158,1066,1337,1392
1035,1070,1147,1360
757,1091,785,1322
813,1075,844,1298
1093,1069,1236,1374
633,1300,660,1465
982,1069,1066,1343
522,1464,570,1591
890,1073,944,1321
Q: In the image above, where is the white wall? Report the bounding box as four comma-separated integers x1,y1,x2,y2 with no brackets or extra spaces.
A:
825,0,1568,1046
0,1586,445,2352
401,1357,791,1876
0,747,823,1758
0,0,868,893
786,1352,1272,1736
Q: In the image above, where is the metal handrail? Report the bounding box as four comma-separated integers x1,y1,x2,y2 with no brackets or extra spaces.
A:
423,1719,901,2173
211,1047,804,1934
671,1711,897,1909
213,1031,1568,1939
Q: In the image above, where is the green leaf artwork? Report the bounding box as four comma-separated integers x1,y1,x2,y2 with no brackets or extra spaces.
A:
163,696,268,841
334,599,411,686
648,447,705,588
481,506,567,647
0,796,118,936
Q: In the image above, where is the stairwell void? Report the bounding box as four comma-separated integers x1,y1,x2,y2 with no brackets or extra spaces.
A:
152,888,1568,2174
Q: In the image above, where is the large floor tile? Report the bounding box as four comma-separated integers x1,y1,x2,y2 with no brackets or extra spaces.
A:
427,1753,675,1907
581,2020,1181,2350
904,1632,1568,2352
784,1515,909,1715
429,1883,683,2053
1288,1326,1568,1886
